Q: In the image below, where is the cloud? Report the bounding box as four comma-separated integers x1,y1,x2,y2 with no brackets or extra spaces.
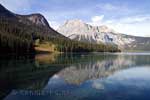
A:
100,3,118,11
48,21,60,30
92,81,104,90
97,3,131,11
0,0,32,13
117,15,150,23
104,15,150,36
91,15,104,22
89,15,104,26
88,15,150,36
97,3,137,16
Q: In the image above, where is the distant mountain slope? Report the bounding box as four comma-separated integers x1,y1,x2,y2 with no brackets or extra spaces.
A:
58,19,150,51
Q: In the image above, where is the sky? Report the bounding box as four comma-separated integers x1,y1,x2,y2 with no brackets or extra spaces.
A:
0,0,150,37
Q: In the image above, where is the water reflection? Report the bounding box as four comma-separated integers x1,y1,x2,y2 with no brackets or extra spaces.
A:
49,53,150,85
35,53,58,64
1,53,150,100
43,53,150,100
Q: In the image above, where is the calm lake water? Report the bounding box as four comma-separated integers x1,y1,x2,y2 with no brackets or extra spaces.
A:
1,52,150,100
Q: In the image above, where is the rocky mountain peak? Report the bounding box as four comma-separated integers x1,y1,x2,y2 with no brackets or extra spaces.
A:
25,13,50,28
57,19,115,37
18,13,50,28
65,19,84,25
0,3,66,38
57,19,138,48
0,4,50,28
64,19,85,29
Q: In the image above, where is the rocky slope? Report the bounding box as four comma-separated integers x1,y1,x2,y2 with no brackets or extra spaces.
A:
58,19,150,51
18,14,50,28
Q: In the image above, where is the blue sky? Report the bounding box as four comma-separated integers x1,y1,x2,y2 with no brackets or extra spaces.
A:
0,0,150,36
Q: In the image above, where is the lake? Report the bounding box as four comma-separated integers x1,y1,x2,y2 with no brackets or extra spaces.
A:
1,52,150,100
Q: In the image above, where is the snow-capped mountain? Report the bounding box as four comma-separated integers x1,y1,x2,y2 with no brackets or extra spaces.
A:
57,19,150,51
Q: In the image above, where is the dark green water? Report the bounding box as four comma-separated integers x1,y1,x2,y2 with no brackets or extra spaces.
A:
1,52,150,100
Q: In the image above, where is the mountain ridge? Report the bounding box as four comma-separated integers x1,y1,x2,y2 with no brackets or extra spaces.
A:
57,19,150,51
17,13,50,29
0,4,59,32
0,3,66,54
0,4,120,53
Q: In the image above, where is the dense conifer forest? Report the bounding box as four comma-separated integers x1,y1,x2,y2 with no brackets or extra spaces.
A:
0,17,120,54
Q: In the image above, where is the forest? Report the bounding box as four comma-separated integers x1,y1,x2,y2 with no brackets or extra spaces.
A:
0,17,120,54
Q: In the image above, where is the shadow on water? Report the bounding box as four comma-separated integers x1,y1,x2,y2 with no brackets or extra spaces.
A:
0,53,63,99
0,52,150,100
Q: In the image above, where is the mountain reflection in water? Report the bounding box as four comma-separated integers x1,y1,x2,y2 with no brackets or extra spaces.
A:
1,53,150,100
